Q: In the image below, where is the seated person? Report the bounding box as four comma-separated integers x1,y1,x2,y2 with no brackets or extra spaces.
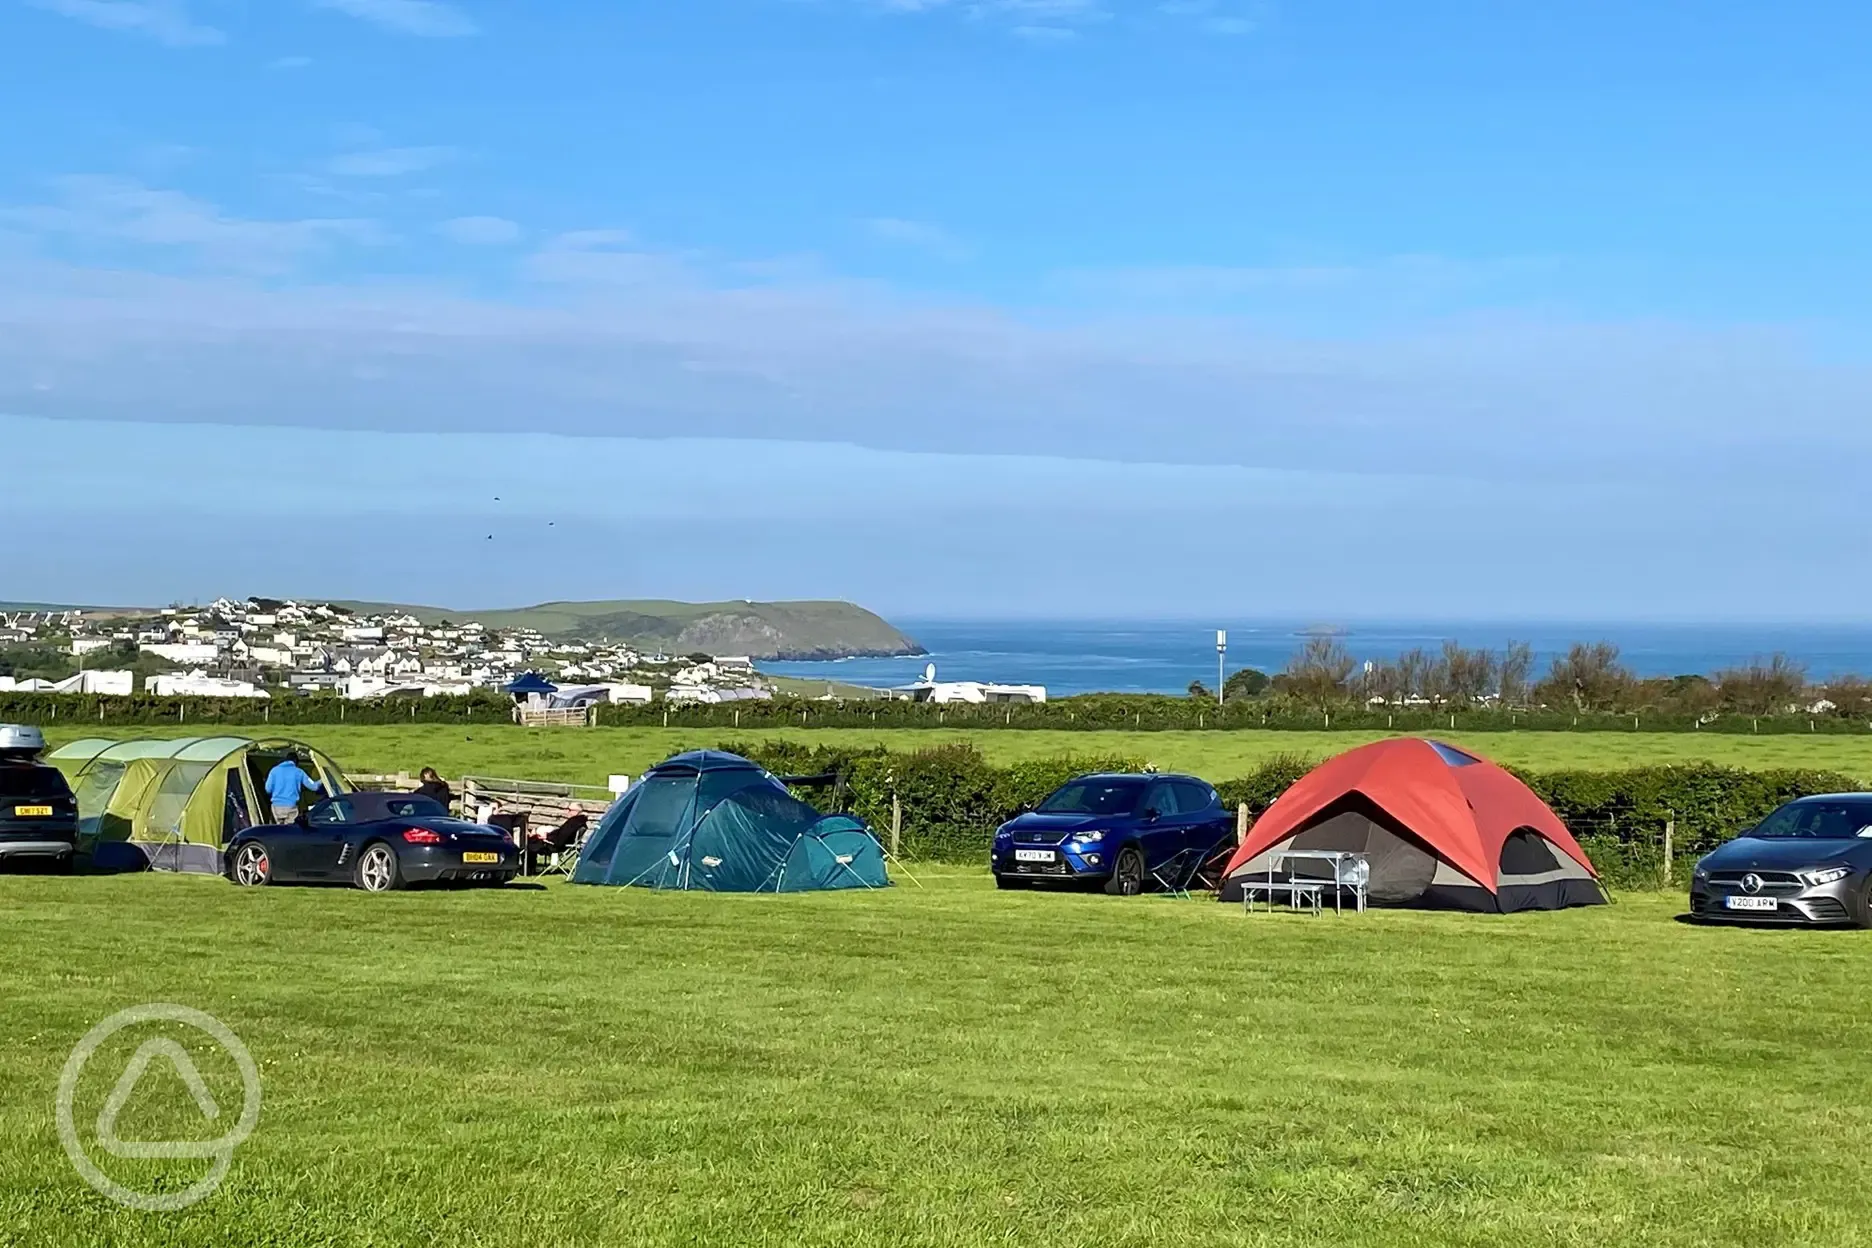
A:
413,767,453,811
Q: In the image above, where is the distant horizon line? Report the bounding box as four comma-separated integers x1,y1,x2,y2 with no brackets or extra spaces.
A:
879,615,1872,630
11,600,1872,632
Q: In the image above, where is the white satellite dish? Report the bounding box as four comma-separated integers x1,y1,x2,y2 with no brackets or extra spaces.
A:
923,662,937,683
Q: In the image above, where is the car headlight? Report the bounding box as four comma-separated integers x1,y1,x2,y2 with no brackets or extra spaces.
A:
1074,829,1107,844
1804,865,1854,886
993,827,1012,842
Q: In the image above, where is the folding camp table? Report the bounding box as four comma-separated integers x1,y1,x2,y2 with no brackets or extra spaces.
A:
1240,849,1369,916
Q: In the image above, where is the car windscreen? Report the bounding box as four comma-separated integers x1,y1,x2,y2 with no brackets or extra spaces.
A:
1752,799,1872,839
0,766,72,799
1037,780,1145,816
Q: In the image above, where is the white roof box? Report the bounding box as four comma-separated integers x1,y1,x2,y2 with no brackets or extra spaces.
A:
0,724,47,754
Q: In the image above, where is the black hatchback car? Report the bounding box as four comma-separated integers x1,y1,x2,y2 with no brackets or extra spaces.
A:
0,726,78,872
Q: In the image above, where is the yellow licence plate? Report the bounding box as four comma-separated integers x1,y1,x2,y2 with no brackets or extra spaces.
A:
461,852,500,864
13,805,52,818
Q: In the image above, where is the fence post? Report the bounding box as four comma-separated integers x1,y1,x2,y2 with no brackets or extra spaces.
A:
891,793,902,859
1662,814,1674,887
1236,802,1249,847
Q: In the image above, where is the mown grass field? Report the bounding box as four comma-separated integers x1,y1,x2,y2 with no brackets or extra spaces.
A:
40,723,1872,787
3,872,1869,1246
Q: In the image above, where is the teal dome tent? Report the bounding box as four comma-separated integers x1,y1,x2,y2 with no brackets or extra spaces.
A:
572,751,888,893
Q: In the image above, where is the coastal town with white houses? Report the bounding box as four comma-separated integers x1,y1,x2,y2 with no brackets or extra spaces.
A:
0,599,777,706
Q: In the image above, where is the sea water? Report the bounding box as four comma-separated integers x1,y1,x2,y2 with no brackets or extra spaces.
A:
761,619,1872,698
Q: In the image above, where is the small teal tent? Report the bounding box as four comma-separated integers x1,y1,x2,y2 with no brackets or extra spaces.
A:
572,750,888,892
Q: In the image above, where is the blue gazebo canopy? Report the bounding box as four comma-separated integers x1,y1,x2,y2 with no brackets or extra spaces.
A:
502,672,558,695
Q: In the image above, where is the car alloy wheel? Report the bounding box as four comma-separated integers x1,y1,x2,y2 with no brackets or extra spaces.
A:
232,843,271,887
357,843,401,893
1107,847,1145,897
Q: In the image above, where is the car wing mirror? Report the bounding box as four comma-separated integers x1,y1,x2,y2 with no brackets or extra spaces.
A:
1143,807,1160,821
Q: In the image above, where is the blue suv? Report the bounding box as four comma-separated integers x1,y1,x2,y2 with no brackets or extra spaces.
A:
991,772,1236,895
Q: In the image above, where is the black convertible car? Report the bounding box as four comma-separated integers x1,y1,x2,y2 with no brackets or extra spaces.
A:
226,791,519,892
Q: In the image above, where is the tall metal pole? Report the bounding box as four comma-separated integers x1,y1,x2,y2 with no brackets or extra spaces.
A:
1215,630,1227,706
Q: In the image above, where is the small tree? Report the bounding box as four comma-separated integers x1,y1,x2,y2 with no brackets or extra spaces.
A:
1441,641,1498,706
1223,668,1270,701
1281,636,1356,709
1821,675,1872,718
1498,641,1534,707
1715,654,1808,716
1534,641,1634,712
1187,680,1212,700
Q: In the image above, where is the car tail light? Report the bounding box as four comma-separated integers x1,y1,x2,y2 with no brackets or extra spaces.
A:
401,827,444,844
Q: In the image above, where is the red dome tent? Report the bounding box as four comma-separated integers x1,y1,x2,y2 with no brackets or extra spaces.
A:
1218,739,1605,912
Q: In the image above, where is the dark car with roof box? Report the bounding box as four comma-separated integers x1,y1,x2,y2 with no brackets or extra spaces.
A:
0,725,78,871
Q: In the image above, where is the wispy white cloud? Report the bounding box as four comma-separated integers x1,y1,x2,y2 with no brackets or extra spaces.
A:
311,0,478,37
847,0,1260,38
27,0,223,46
1054,254,1557,302
1157,0,1266,35
326,145,459,177
269,55,314,69
846,0,1107,38
0,176,376,273
0,225,1858,501
863,217,970,258
437,215,521,245
522,229,701,287
1011,23,1077,41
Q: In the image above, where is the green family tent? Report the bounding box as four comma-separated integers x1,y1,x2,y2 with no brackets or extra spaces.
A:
572,750,888,892
48,736,349,874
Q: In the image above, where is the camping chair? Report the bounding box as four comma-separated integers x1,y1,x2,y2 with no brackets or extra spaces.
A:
1147,842,1234,899
526,811,588,877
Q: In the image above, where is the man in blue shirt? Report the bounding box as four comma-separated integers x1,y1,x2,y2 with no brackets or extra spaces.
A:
265,758,324,823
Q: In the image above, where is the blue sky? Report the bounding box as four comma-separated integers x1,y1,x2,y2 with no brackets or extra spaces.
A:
3,0,1870,618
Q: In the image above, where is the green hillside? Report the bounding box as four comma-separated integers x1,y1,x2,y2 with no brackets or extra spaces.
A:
333,598,924,661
